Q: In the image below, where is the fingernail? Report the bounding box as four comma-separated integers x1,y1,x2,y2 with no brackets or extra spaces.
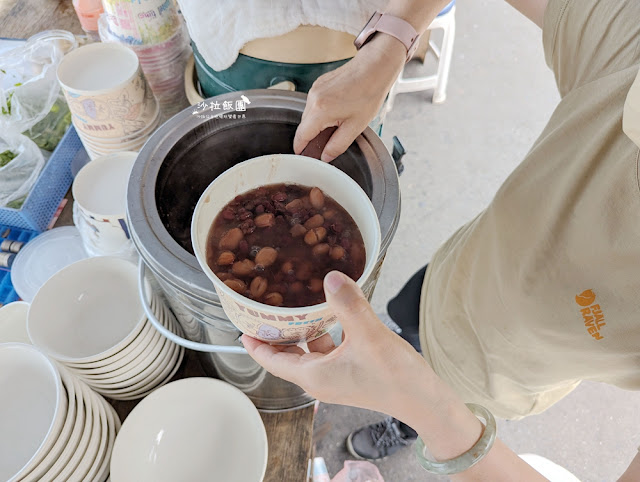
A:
320,153,335,163
324,271,345,294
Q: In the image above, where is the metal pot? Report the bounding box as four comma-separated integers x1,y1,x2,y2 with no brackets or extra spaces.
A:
127,89,401,411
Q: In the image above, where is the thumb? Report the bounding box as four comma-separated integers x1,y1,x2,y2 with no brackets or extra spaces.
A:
323,271,380,338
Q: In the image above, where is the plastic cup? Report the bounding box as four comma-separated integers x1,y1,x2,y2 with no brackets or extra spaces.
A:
101,0,181,45
57,42,158,140
191,154,381,345
72,152,137,256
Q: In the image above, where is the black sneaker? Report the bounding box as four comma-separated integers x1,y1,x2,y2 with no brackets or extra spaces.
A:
346,417,417,461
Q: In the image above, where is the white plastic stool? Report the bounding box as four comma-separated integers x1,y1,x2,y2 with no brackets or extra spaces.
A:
386,2,456,110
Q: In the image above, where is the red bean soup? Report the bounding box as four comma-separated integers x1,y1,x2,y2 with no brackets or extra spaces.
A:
205,184,366,308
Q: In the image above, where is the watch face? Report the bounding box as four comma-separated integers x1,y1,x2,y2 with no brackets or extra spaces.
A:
354,11,381,49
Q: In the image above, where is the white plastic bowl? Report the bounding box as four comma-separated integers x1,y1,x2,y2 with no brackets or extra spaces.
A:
27,257,147,363
0,343,65,482
110,378,267,482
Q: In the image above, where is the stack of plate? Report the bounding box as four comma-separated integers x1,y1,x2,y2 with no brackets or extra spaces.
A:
27,257,184,401
0,343,118,482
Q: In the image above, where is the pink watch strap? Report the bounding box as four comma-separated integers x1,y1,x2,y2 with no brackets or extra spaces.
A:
354,12,420,62
375,14,420,60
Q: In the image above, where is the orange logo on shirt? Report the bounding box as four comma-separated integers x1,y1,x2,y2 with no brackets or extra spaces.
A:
575,289,596,306
575,289,605,340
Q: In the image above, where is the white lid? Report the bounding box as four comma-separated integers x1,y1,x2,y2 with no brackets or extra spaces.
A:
11,227,88,303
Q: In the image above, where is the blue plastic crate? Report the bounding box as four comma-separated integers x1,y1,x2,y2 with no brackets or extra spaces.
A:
0,224,39,305
0,126,88,232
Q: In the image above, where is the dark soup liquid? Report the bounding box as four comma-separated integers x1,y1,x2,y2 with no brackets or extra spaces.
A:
206,183,366,307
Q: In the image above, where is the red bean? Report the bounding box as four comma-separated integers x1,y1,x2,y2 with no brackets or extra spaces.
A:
290,224,307,237
255,247,278,267
255,213,275,228
263,292,284,306
310,187,325,209
304,227,327,245
330,246,345,260
281,260,295,275
250,276,268,298
224,278,246,293
232,259,255,276
304,214,324,229
217,251,235,266
308,278,324,293
312,243,330,257
285,199,304,212
219,228,243,250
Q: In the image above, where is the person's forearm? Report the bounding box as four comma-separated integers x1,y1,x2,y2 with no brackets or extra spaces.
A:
383,0,453,34
387,364,546,481
353,0,452,90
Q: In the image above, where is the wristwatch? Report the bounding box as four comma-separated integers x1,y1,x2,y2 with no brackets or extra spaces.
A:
354,12,420,62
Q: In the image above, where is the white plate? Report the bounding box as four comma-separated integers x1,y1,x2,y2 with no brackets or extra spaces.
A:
110,378,268,482
111,345,185,402
0,344,66,482
20,366,77,482
94,403,121,482
81,310,177,386
62,295,160,370
74,319,166,382
0,301,30,344
38,373,86,480
28,257,149,363
92,332,182,398
73,385,108,481
50,378,94,482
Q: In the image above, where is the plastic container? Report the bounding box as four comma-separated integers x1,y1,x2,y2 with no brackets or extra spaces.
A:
191,154,381,345
10,226,88,303
0,126,87,231
72,0,103,41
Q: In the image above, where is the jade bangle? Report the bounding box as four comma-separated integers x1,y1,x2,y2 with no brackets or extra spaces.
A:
415,403,497,475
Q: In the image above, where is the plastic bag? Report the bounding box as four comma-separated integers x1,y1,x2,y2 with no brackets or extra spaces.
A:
0,133,45,209
0,30,76,150
331,461,385,482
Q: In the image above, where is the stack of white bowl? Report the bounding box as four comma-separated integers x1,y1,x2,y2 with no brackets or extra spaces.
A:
0,343,118,482
27,256,184,401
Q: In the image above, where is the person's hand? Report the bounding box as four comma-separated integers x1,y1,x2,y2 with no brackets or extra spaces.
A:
241,271,438,416
293,35,406,163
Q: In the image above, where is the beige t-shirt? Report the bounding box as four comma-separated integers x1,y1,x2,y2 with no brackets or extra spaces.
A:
419,0,640,419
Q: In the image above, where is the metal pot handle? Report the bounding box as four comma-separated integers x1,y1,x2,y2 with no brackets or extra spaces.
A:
138,260,248,354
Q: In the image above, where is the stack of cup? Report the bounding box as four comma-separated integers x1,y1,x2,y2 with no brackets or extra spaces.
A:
98,0,191,118
72,152,138,260
57,42,160,160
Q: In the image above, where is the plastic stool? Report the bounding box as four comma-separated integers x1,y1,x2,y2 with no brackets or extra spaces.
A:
387,0,456,109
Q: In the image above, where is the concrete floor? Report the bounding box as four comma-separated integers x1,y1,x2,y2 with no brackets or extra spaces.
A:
314,1,640,480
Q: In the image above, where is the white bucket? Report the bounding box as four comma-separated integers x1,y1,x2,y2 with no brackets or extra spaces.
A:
191,154,381,345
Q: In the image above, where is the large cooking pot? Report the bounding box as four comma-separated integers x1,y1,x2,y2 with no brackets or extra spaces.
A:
127,89,401,411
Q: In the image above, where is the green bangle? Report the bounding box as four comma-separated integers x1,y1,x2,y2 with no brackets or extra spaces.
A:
415,403,497,475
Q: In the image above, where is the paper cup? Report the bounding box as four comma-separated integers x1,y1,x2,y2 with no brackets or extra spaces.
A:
191,154,381,345
102,0,181,45
57,42,158,139
72,152,137,255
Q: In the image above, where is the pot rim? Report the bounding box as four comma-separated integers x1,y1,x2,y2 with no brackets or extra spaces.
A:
127,89,400,298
